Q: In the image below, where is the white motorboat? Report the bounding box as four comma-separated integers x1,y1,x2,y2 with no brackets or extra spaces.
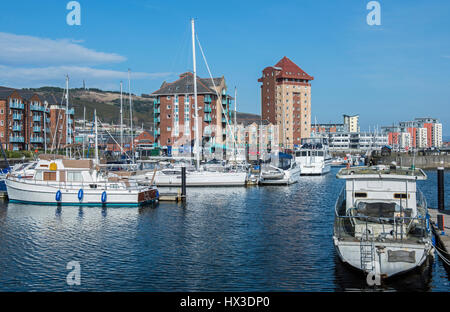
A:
259,153,300,185
295,137,331,175
5,158,159,206
333,164,434,281
132,166,248,187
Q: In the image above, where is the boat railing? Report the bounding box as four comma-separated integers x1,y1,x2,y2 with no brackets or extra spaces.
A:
334,213,428,242
7,176,149,191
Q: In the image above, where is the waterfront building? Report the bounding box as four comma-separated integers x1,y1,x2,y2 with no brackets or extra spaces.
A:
311,123,346,134
327,131,388,151
0,87,57,151
416,127,428,149
343,114,360,133
151,72,232,158
258,56,313,149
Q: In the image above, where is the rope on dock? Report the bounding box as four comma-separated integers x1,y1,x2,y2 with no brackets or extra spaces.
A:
434,244,450,266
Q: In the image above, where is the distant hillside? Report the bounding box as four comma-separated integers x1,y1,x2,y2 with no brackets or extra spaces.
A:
24,87,155,129
23,87,260,130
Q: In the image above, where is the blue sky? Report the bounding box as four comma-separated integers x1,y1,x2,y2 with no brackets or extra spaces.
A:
0,0,449,136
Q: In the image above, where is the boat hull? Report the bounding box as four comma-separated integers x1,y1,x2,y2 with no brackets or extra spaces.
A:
333,237,433,278
5,178,158,207
259,167,301,185
137,171,247,187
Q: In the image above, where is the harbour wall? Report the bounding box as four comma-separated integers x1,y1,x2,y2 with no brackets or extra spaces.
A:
376,154,450,169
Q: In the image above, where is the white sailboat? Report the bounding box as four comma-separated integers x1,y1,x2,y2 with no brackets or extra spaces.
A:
132,18,247,187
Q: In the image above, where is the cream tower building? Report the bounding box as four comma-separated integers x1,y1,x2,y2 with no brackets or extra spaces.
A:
258,57,314,149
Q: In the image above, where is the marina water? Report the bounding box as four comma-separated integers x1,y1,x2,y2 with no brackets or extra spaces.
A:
0,167,449,291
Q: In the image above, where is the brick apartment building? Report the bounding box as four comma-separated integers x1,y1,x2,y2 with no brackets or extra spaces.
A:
0,86,75,151
258,56,314,149
151,72,233,155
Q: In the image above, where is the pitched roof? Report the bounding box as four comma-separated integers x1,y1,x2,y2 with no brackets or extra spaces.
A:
152,72,225,96
274,56,314,81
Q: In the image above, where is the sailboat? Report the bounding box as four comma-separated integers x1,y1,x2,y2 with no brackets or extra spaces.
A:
132,19,247,187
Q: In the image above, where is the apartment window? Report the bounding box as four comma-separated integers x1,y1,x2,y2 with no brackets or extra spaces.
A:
167,127,171,131
0,132,3,138
167,114,171,119
167,96,171,100
0,109,3,114
0,120,3,126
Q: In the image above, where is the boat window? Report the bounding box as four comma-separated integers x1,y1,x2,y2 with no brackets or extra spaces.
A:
35,171,43,181
301,151,307,156
317,151,324,156
394,193,408,199
67,171,83,182
43,171,56,181
89,184,97,189
355,192,367,198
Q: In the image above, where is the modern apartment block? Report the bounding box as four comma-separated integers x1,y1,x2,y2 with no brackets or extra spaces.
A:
387,117,443,149
0,87,75,151
343,114,360,133
327,132,388,151
258,56,314,149
311,123,346,134
152,72,233,156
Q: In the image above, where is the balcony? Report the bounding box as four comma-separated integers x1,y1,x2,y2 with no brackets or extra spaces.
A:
45,118,51,124
204,114,212,122
154,98,160,105
154,107,160,114
204,95,212,103
155,129,160,135
155,116,160,123
12,125,22,132
67,108,75,115
33,126,41,132
33,115,41,122
68,128,73,134
9,136,24,143
10,102,24,109
30,104,44,111
13,114,22,121
222,117,227,123
30,136,43,143
68,119,73,124
204,104,211,113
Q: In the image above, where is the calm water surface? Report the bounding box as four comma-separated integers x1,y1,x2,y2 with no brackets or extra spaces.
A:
0,167,449,291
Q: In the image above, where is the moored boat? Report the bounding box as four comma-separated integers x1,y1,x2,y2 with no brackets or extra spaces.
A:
5,158,158,206
333,164,434,281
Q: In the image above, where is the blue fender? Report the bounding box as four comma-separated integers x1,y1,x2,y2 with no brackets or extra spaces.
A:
101,191,107,203
55,190,62,202
78,189,84,201
155,189,159,199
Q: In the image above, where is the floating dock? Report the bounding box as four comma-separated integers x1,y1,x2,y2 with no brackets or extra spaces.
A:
429,208,450,267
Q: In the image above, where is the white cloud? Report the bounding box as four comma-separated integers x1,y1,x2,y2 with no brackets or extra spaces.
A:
0,65,172,89
0,32,174,91
0,32,126,66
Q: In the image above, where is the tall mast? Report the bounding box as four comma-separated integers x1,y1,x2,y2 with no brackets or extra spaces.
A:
191,18,200,170
234,87,237,162
83,106,86,158
120,81,123,153
128,69,134,162
94,109,99,163
65,75,69,157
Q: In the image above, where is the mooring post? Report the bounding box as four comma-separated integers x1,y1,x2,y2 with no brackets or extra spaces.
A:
438,166,445,211
181,166,186,201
